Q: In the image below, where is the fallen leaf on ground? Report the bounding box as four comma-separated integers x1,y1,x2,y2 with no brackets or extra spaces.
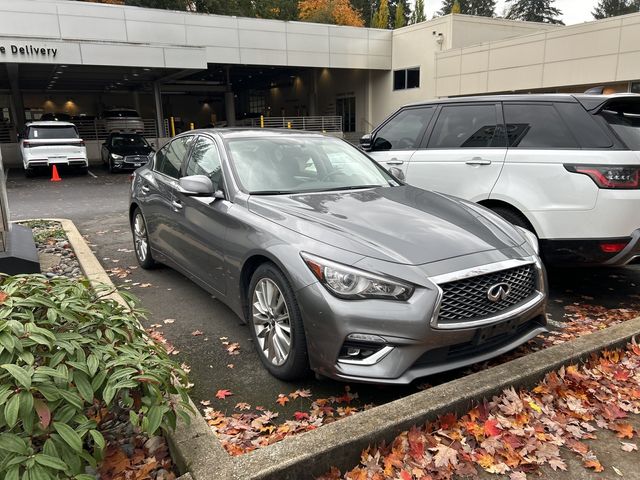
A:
191,330,204,336
276,394,290,406
215,389,233,400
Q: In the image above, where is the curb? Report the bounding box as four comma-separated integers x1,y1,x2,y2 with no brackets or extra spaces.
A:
55,218,640,479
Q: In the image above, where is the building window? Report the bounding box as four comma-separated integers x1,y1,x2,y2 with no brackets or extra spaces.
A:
249,93,265,115
336,96,356,133
393,67,420,91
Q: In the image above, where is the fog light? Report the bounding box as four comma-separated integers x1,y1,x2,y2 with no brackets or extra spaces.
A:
600,242,628,253
346,347,361,357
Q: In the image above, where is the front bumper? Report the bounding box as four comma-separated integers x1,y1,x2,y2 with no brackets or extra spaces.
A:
297,257,547,384
541,228,640,266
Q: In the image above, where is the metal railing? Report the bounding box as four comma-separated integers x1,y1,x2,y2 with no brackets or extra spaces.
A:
0,123,14,143
74,118,161,141
236,116,342,132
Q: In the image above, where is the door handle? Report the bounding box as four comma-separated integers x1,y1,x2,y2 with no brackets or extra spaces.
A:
171,200,183,211
386,159,404,165
141,185,150,194
465,158,491,166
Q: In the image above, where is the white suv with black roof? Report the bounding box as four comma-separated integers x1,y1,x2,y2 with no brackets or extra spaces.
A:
20,121,88,176
361,94,640,266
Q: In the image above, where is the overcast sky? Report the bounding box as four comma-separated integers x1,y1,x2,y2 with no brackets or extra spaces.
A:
422,0,599,25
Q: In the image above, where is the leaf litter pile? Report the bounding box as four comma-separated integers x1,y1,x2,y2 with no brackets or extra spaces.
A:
319,341,640,480
197,301,640,460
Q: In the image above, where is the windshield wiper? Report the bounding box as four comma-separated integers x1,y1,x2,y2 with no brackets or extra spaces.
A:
250,190,298,195
316,185,383,192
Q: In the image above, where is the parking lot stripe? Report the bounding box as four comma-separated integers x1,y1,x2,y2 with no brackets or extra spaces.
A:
87,170,98,178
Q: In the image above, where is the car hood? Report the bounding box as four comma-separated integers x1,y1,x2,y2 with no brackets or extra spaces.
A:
111,147,152,156
248,186,525,265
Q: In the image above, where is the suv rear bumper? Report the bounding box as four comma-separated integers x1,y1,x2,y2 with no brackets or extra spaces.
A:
541,229,640,266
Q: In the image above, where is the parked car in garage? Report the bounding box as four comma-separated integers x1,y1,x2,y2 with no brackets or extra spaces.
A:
129,129,547,383
20,121,88,176
103,108,144,133
101,133,154,172
361,93,640,266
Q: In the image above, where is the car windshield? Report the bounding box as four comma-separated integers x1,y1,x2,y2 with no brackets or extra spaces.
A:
106,110,139,118
600,109,640,150
111,135,149,148
28,126,78,139
226,136,397,194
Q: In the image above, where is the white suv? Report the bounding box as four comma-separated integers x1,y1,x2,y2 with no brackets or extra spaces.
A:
20,121,88,176
362,94,640,266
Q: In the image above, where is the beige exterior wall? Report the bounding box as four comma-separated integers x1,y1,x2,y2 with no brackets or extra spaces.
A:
435,12,640,97
368,14,556,127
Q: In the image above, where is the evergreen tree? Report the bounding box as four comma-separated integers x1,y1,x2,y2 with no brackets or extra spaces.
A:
390,0,410,28
593,0,639,19
439,0,496,16
394,1,406,27
409,0,427,23
452,0,462,13
351,0,375,27
372,0,390,28
505,0,564,24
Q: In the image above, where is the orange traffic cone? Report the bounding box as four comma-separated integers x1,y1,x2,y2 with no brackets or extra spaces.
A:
50,165,61,182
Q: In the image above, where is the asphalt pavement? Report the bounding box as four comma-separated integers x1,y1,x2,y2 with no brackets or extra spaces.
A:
6,167,640,420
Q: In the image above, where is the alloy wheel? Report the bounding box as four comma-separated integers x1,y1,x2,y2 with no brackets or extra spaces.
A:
133,213,148,263
251,278,292,366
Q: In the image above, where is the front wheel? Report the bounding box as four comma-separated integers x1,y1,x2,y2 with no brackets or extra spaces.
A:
491,206,536,235
248,263,309,381
131,208,156,269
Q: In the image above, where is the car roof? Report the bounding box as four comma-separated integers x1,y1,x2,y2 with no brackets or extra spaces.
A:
26,121,76,127
184,128,328,140
403,93,640,109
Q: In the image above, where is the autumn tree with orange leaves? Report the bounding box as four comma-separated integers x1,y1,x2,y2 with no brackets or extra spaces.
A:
298,0,365,27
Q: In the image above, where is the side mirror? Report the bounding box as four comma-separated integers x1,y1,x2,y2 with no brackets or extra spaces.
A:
372,137,392,151
177,175,214,196
359,133,372,151
388,167,406,182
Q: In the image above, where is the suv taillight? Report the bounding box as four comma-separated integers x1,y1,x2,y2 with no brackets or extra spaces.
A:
564,165,640,189
23,141,31,148
79,140,85,147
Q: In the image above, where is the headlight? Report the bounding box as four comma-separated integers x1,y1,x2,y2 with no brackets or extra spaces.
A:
111,153,123,160
301,253,413,300
516,226,539,255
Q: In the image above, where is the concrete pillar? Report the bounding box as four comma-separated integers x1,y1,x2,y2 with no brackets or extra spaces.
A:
224,67,236,126
132,90,141,115
153,82,164,137
6,64,26,133
224,91,236,127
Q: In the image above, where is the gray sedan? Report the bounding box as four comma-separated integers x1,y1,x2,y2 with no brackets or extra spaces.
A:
129,129,547,384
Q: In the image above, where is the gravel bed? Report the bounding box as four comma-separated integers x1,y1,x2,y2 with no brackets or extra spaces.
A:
20,220,83,279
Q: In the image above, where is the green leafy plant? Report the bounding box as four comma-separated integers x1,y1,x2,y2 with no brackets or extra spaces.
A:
0,275,193,479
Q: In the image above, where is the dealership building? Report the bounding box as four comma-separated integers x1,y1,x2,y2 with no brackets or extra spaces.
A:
1,0,640,165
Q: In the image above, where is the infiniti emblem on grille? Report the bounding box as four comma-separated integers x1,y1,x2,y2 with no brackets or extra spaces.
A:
487,282,511,302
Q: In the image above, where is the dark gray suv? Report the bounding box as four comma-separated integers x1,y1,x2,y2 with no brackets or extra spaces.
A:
129,129,547,383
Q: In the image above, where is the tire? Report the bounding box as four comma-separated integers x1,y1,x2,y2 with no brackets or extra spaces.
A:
491,206,536,236
24,167,35,178
247,263,310,381
108,159,114,173
78,166,89,175
131,208,156,269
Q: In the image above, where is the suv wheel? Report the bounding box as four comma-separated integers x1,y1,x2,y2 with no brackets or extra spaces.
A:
131,208,156,269
24,167,35,178
492,207,536,235
248,263,309,380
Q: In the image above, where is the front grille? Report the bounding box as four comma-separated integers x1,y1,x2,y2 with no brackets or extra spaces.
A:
124,155,148,164
437,264,536,324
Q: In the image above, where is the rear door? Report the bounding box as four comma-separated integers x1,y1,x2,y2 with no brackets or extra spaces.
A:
145,136,195,264
368,106,435,175
405,103,506,201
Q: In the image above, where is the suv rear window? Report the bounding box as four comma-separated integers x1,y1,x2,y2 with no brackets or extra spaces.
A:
599,109,640,151
28,126,79,139
504,103,577,149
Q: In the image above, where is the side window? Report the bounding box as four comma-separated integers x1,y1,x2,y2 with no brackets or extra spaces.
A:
555,103,613,149
186,137,223,191
153,143,170,171
372,107,434,151
428,104,503,149
156,136,194,179
504,103,577,149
